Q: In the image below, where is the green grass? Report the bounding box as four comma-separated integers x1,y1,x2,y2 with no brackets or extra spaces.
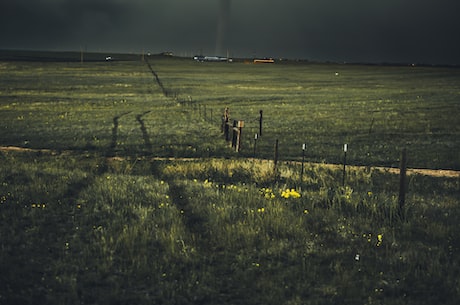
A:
1,153,459,304
1,58,460,168
151,59,460,169
0,53,459,304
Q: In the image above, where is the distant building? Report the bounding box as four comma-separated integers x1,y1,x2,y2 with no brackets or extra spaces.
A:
193,55,229,62
253,58,275,64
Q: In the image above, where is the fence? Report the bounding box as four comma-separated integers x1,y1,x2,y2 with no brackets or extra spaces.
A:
144,58,448,215
216,106,409,212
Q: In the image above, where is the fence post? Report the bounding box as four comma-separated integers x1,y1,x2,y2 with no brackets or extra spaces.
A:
399,148,407,214
342,144,348,186
236,120,244,152
223,107,230,141
300,143,306,184
259,110,263,136
253,133,258,157
232,120,238,149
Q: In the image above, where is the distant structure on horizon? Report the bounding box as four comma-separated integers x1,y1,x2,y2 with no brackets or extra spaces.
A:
253,58,275,64
193,55,231,62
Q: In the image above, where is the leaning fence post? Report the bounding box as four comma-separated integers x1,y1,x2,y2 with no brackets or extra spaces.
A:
399,148,407,214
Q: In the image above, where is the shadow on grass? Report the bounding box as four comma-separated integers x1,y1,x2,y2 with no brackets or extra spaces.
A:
107,112,132,158
135,111,153,154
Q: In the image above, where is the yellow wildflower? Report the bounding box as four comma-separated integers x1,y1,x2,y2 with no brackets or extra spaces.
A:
260,188,275,199
377,234,383,247
281,188,301,199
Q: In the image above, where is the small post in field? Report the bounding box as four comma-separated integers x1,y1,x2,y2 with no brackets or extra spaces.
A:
231,120,238,149
231,120,244,152
342,144,348,186
236,120,244,152
300,143,306,184
399,148,407,213
253,133,258,157
222,107,230,140
259,110,263,136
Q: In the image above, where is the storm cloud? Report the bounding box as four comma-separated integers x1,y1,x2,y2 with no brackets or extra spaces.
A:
1,0,459,64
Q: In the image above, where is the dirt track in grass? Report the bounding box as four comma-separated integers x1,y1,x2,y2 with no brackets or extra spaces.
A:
1,145,459,179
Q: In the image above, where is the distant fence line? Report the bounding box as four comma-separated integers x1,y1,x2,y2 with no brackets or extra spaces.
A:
146,60,452,216
144,59,410,209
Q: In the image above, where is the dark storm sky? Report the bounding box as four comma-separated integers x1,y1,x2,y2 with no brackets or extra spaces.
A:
1,0,459,64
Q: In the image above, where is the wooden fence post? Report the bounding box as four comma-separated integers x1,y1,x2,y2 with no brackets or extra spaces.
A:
399,148,407,214
231,120,238,149
236,120,244,152
259,110,263,136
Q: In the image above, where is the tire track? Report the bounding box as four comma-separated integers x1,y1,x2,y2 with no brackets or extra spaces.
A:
168,181,207,238
1,146,458,178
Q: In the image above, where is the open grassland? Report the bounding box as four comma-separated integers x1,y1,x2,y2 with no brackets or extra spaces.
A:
1,58,459,168
0,55,459,304
1,152,459,305
151,59,460,169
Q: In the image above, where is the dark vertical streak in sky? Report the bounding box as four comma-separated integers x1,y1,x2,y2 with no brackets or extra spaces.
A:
216,0,231,56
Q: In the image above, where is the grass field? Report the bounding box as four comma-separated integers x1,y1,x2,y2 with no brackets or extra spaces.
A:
151,57,460,169
1,52,459,304
2,55,459,168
